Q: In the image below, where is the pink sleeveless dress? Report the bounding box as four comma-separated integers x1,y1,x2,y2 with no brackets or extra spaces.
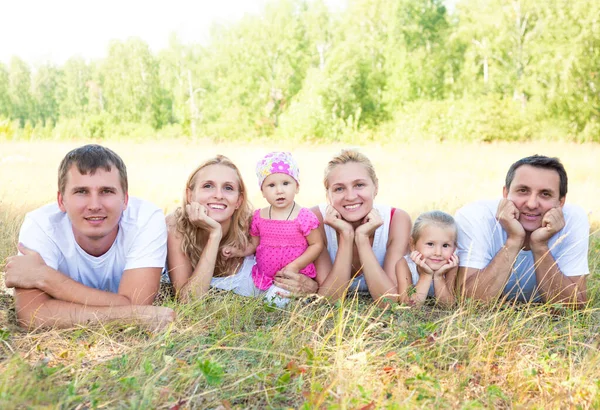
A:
250,207,319,290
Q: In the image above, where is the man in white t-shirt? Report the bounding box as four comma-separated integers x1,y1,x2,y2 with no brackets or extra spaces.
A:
4,144,174,329
455,155,589,307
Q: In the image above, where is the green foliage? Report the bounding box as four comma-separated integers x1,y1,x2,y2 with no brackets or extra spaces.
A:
0,0,598,142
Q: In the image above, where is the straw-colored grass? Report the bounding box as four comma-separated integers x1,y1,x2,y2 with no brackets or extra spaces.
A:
0,139,599,408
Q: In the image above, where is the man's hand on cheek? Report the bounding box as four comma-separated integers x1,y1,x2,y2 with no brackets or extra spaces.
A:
496,199,526,245
530,207,565,248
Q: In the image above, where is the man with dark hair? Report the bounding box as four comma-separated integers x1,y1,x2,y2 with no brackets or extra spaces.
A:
455,155,589,307
5,144,174,329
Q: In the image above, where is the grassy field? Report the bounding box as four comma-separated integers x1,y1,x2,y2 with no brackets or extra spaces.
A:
1,140,599,408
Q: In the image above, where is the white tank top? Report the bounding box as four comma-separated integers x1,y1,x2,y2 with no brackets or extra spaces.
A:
318,203,392,293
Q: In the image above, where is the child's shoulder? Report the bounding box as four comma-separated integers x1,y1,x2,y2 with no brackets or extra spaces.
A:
254,207,270,219
295,206,320,226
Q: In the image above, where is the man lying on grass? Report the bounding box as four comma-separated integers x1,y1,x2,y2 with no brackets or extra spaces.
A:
455,155,589,308
4,144,174,329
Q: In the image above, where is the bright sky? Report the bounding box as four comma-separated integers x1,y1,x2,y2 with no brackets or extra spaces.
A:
0,0,348,65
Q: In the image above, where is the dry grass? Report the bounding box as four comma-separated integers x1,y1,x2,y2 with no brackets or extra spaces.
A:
0,139,599,408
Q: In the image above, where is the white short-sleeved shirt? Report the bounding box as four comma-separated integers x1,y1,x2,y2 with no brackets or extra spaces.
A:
318,203,392,293
18,197,167,293
455,199,589,302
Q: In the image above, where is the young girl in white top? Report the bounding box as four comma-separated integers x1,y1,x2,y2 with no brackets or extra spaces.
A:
396,211,458,307
223,152,324,306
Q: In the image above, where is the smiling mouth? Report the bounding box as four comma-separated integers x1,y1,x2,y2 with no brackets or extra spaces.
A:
344,204,361,211
521,212,540,219
85,216,106,221
208,203,226,210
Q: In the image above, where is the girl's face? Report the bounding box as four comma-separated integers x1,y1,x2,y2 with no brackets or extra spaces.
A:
261,173,298,209
327,162,377,222
411,224,457,271
187,164,243,223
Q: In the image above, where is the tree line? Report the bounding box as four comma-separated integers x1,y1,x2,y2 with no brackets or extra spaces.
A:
0,0,598,142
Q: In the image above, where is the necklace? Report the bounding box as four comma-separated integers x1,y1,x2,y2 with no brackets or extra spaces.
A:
269,201,296,221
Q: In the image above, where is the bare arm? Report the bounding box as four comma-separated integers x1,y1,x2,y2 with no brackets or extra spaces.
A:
355,209,411,304
458,243,522,302
311,206,356,300
458,199,526,301
223,236,259,258
529,207,587,307
14,287,173,330
531,249,587,307
397,260,433,307
287,228,324,272
432,266,456,307
5,245,160,306
166,210,222,302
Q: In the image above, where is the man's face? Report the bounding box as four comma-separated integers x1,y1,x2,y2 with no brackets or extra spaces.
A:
57,164,128,254
503,165,565,232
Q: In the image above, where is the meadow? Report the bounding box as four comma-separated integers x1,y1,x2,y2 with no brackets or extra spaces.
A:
1,139,599,408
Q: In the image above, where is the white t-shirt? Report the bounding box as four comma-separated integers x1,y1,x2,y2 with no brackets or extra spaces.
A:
318,203,392,293
18,197,167,293
455,199,589,302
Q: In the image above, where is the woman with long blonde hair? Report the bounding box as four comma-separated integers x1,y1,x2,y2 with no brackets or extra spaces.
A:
166,155,257,301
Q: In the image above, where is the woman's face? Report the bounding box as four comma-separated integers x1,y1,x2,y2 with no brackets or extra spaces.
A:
187,164,243,223
327,162,377,222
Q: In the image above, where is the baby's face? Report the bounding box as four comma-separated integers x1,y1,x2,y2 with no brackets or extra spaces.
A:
413,225,456,270
261,173,298,209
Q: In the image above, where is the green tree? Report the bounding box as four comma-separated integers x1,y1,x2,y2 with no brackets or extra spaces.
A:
8,57,34,127
101,38,171,128
0,63,10,118
31,62,60,126
57,56,91,119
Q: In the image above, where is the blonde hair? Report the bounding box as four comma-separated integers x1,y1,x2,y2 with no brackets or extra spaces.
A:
323,149,379,190
411,211,457,243
174,155,252,277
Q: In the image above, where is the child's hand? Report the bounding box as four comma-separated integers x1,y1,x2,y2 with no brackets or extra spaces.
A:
434,254,459,277
221,245,241,259
410,251,435,276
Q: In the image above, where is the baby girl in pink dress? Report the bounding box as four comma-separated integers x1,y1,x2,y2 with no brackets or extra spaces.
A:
223,152,324,306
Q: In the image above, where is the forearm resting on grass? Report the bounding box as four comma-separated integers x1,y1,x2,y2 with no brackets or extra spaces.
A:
15,288,174,330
